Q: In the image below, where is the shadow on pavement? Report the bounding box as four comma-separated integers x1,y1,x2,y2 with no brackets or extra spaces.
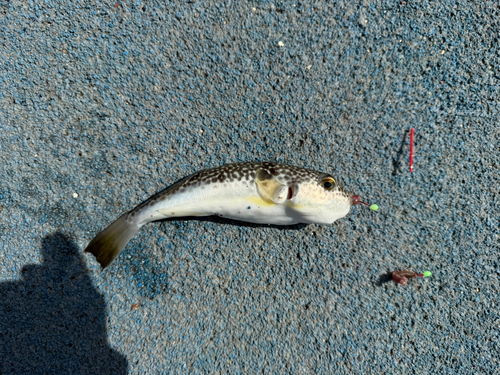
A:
376,272,394,287
392,129,410,176
0,233,128,375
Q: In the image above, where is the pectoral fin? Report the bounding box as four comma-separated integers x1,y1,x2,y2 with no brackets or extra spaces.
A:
255,169,288,204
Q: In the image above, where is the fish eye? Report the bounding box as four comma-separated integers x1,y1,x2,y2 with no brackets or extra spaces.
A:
321,177,336,190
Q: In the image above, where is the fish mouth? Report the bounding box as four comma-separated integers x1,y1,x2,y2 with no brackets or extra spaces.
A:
337,178,367,206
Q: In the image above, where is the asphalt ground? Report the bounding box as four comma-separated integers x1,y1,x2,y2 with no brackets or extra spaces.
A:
1,1,499,374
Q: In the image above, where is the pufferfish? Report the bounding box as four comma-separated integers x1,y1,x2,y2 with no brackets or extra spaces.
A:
85,162,373,268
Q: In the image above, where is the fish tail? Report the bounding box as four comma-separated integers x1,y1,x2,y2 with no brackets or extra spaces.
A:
85,213,140,269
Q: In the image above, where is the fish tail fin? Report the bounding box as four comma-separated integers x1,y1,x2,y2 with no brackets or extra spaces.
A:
84,213,140,269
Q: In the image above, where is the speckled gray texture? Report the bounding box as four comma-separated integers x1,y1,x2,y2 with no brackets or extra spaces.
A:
1,0,499,374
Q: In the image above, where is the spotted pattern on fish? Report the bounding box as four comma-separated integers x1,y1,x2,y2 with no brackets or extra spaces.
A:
130,163,323,213
185,162,328,188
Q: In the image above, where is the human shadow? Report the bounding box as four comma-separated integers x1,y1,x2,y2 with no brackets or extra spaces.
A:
0,233,128,375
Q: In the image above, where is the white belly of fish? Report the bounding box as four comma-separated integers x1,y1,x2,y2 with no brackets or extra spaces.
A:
135,181,302,226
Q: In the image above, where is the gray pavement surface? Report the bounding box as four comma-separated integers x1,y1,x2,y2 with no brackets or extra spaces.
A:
1,0,499,374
